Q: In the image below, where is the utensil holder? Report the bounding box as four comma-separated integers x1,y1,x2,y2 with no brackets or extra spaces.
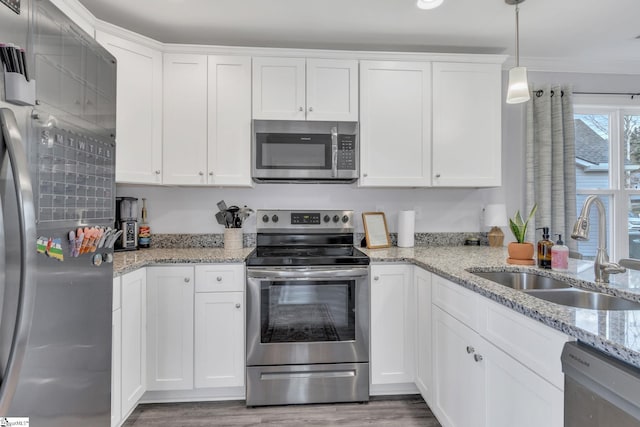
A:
3,71,36,106
224,228,243,250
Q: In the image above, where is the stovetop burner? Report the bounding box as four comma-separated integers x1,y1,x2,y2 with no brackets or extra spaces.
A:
246,209,370,267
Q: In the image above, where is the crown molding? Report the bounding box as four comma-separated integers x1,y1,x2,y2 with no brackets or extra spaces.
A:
503,56,640,75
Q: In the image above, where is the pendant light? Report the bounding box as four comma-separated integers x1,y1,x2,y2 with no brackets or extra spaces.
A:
416,0,444,10
505,0,530,104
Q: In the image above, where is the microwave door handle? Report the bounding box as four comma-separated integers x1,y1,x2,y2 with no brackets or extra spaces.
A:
331,127,338,178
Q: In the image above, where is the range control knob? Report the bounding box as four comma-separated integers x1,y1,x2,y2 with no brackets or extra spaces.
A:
323,215,331,223
342,215,349,223
272,215,279,223
333,215,340,223
262,215,269,223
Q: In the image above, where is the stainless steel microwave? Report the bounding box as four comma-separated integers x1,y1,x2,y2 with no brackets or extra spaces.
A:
252,120,359,183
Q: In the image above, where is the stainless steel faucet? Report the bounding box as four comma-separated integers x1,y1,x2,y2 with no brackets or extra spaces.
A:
571,195,626,283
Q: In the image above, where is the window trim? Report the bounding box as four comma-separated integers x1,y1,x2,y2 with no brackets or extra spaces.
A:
574,97,640,261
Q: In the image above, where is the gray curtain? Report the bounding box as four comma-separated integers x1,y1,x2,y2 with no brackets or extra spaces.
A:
525,84,577,251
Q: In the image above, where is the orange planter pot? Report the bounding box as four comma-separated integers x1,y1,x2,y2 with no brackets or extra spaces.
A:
507,242,535,265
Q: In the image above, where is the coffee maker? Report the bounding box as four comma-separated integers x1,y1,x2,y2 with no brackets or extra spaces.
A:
115,197,138,251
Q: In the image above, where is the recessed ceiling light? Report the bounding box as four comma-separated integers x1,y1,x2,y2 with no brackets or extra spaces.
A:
416,0,444,10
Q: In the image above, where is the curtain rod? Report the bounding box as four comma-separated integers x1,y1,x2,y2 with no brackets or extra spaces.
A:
534,89,639,99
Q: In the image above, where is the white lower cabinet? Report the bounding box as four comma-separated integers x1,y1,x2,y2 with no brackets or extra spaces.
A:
111,277,121,427
194,292,245,388
120,268,147,420
430,274,568,427
194,264,245,389
414,267,432,404
370,264,415,390
146,266,195,391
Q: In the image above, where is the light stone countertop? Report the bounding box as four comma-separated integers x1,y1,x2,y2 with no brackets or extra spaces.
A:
113,247,255,276
361,246,640,368
114,245,640,368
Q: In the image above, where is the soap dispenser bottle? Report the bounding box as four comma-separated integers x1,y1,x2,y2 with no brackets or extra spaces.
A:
551,234,569,271
536,227,553,269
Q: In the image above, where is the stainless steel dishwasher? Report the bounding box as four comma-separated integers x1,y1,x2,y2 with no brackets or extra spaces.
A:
562,342,640,426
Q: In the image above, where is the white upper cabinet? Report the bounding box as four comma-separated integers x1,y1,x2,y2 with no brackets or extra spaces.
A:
163,54,208,185
432,62,502,187
306,59,358,121
252,57,358,121
96,30,163,184
163,54,252,186
207,56,252,186
359,61,432,187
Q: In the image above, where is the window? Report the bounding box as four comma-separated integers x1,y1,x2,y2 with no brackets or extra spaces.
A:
574,97,640,260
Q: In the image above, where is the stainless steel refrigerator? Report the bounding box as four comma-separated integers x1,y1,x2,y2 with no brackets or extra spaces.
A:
0,0,117,425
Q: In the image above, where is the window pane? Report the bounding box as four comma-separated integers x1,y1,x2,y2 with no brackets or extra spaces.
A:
624,114,640,189
575,114,610,189
575,194,611,260
629,196,640,259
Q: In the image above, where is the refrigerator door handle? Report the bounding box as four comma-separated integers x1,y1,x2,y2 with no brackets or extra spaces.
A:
0,108,37,413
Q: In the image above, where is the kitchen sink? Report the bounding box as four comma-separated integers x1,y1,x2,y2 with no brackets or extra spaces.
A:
471,271,572,290
471,270,640,311
527,288,640,311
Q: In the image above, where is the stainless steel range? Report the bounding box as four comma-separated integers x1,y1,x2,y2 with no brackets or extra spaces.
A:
245,209,370,406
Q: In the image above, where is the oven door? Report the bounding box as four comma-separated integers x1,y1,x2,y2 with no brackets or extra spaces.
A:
246,267,369,366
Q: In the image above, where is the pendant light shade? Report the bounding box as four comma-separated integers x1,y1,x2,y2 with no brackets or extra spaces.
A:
417,0,444,10
505,0,530,104
506,66,530,104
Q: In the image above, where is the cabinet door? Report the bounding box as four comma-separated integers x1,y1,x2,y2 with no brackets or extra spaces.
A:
96,30,162,184
252,57,306,120
163,54,208,184
207,56,252,187
414,267,432,404
120,268,146,418
359,61,432,187
306,59,358,121
432,62,501,187
194,292,245,388
432,306,485,427
146,266,194,391
482,336,563,427
370,264,415,385
111,308,121,427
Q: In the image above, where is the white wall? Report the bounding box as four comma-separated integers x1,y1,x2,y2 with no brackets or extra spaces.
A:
117,183,504,234
116,70,638,236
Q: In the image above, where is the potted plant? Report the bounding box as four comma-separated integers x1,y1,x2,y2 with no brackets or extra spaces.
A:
507,204,537,265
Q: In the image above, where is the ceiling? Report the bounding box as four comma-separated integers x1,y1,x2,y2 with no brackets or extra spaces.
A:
78,0,639,66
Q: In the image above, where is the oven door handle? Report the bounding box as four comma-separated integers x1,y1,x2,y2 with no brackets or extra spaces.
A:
247,267,369,280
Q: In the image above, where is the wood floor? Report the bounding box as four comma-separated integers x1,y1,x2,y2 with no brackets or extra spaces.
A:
123,395,442,426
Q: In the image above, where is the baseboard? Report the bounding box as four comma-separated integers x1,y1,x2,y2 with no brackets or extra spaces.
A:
370,382,419,396
140,386,245,404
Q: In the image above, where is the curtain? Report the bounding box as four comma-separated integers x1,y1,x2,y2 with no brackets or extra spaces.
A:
525,84,577,251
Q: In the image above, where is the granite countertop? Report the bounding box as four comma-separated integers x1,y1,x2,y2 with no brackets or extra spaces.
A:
114,245,640,368
361,246,640,368
113,247,255,276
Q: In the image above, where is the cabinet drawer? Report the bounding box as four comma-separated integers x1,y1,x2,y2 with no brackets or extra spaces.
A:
195,264,245,292
432,274,479,330
479,298,571,390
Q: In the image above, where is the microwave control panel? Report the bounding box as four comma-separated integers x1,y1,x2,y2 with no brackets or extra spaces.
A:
338,134,357,170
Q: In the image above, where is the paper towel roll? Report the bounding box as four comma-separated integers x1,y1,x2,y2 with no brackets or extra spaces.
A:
397,210,415,248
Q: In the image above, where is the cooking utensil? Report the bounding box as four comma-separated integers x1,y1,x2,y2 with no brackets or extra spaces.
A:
217,200,227,212
215,211,227,226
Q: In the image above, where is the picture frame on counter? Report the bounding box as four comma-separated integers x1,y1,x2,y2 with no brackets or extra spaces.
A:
362,212,391,249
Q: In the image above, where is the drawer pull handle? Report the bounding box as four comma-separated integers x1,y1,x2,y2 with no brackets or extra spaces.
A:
217,276,223,282
466,346,475,354
235,303,241,309
373,276,379,281
474,354,483,362
184,277,190,283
